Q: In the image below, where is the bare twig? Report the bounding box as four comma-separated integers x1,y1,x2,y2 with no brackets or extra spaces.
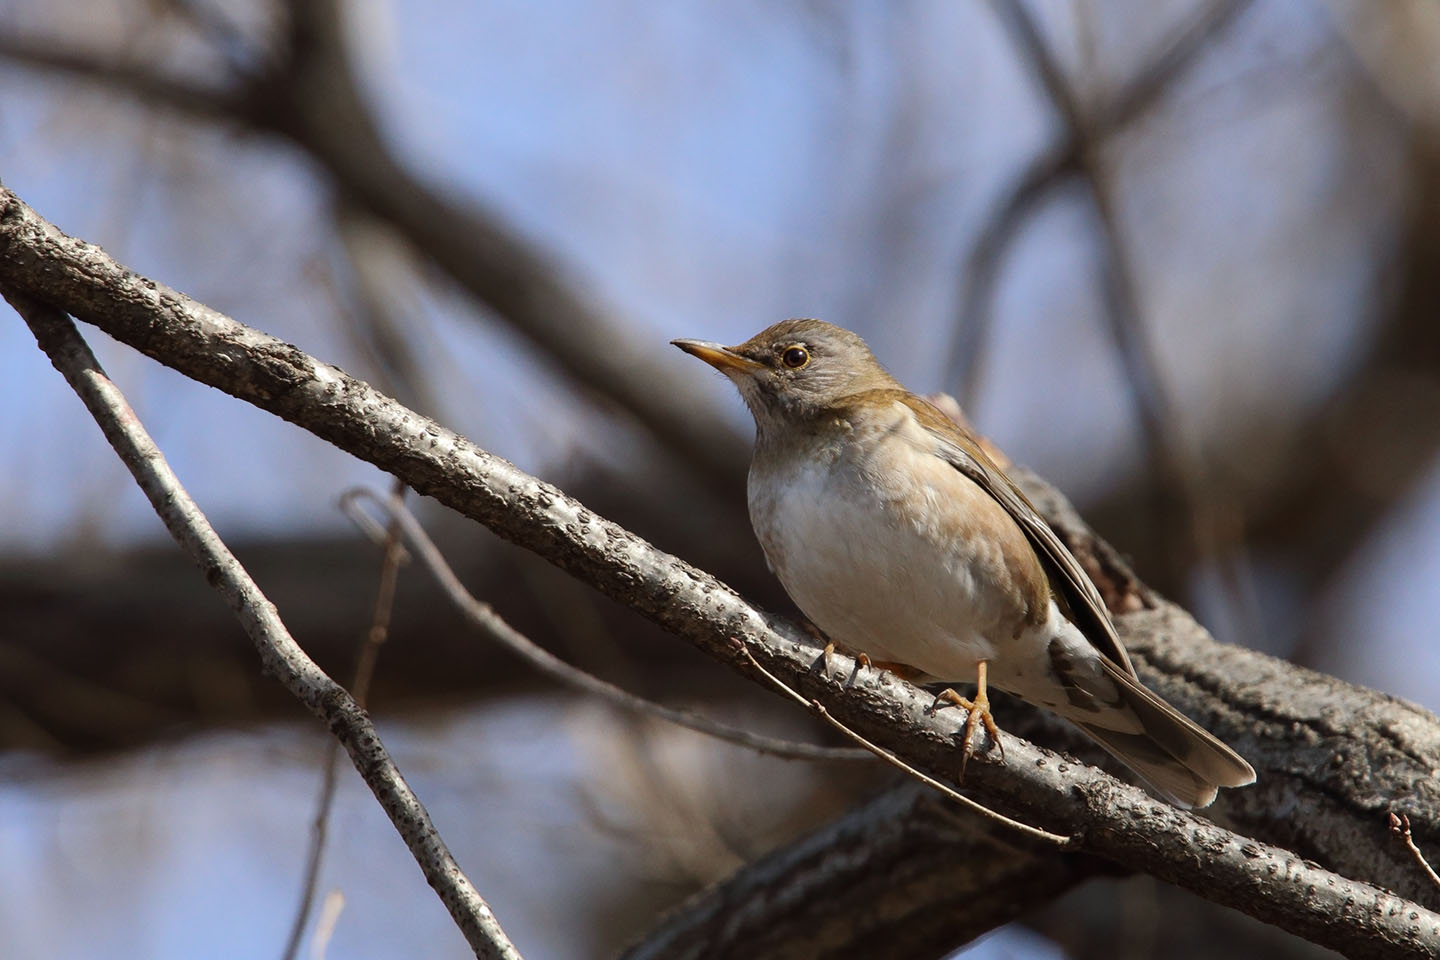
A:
983,0,1255,606
985,0,1185,471
949,0,1251,421
0,3,751,492
341,487,868,763
950,144,1073,410
1392,813,1440,897
1101,0,1252,131
282,479,409,960
0,37,243,120
282,745,343,960
352,481,408,707
7,291,522,960
736,645,1071,846
3,186,1440,955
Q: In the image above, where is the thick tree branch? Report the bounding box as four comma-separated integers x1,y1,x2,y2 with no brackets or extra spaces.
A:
622,782,1102,960
624,504,1440,959
2,184,1438,957
631,480,1440,958
4,289,522,960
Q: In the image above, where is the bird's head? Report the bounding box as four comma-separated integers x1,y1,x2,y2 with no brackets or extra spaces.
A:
672,319,899,433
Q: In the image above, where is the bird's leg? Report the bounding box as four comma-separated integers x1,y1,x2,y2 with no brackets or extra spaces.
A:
930,660,1004,779
812,634,872,681
801,620,836,678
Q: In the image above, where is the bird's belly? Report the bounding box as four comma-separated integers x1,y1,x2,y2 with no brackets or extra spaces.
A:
750,462,1007,680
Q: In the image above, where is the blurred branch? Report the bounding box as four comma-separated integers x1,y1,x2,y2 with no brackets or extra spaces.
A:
4,184,1439,958
282,479,409,960
329,204,442,417
1268,143,1440,652
1102,0,1253,129
1067,137,1440,667
1023,875,1346,960
984,0,1181,450
951,144,1070,411
980,0,1252,591
342,486,869,763
0,38,244,119
4,291,522,960
949,0,1251,406
0,0,750,493
622,783,1102,960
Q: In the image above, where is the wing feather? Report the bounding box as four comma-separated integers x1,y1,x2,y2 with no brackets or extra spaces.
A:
896,394,1136,677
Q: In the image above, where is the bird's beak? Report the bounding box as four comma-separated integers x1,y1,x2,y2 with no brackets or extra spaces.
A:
670,338,763,375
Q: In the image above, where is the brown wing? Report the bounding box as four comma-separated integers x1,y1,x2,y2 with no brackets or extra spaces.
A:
896,393,1137,677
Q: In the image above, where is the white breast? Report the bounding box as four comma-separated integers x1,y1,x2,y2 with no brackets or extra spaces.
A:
747,406,1015,680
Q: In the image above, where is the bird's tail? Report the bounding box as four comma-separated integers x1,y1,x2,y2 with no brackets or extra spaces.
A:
1067,659,1256,808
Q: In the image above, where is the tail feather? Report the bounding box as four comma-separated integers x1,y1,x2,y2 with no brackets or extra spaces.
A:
1069,660,1255,808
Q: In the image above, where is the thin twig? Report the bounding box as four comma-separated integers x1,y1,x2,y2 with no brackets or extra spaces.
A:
1392,812,1440,895
986,0,1253,605
351,481,408,707
281,745,343,960
736,646,1072,846
950,143,1074,409
1101,0,1252,131
9,292,522,960
342,488,869,763
950,0,1251,414
987,0,1187,472
282,479,409,960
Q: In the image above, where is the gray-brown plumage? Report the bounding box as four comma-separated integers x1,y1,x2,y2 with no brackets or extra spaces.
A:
673,318,1255,807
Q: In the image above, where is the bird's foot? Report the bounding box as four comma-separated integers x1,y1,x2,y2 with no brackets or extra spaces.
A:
931,685,1004,780
816,641,873,682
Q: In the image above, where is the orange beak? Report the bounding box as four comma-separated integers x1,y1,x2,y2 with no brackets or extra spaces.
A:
670,338,763,375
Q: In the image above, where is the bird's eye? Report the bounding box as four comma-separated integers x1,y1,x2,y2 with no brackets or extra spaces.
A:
781,345,810,369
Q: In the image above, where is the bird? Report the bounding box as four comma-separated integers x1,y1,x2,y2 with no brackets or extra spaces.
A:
672,318,1256,807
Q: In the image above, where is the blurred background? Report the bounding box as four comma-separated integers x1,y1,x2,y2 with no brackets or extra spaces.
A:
1,0,1438,957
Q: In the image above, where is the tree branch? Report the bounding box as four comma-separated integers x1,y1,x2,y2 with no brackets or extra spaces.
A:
622,783,1103,960
3,183,1438,957
4,288,522,960
281,479,410,960
987,0,1220,591
948,0,1253,405
0,3,751,493
342,487,868,763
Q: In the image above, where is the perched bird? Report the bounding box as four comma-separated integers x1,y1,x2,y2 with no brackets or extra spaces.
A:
673,319,1255,807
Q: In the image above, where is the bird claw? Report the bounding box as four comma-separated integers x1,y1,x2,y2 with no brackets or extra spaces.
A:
814,640,872,684
931,683,1004,781
818,641,836,680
